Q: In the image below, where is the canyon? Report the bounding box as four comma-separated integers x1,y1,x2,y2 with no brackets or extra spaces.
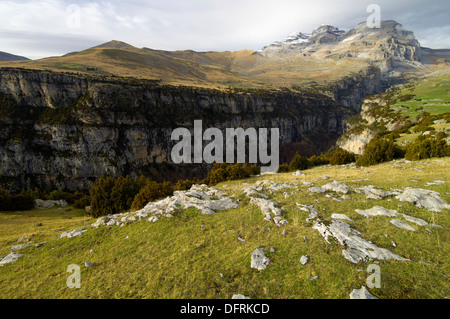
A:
0,20,448,192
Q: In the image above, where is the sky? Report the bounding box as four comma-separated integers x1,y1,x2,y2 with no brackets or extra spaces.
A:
0,0,449,60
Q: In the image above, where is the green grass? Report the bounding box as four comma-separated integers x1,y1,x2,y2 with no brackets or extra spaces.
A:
0,158,449,299
390,69,450,119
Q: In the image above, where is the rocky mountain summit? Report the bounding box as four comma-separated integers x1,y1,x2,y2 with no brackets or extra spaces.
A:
262,20,424,80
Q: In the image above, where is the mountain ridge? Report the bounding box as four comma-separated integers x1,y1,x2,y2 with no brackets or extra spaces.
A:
0,51,30,62
1,20,448,90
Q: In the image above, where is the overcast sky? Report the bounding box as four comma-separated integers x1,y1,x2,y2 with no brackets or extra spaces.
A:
0,0,449,59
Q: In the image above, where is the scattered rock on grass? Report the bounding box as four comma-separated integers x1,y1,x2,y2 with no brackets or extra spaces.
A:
300,255,309,265
251,248,270,271
11,244,30,252
0,253,23,266
389,219,416,231
355,206,399,218
395,188,450,212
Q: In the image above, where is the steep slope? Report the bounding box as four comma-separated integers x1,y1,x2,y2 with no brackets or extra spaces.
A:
338,67,450,154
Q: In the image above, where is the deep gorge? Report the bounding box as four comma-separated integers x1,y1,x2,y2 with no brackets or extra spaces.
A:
0,67,384,192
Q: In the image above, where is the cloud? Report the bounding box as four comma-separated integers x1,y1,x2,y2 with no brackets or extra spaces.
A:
0,0,449,59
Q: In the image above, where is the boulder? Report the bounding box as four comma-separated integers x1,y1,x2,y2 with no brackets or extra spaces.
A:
0,253,23,266
251,248,270,271
34,199,68,209
395,188,450,212
300,255,309,265
313,219,407,264
390,219,416,231
355,206,399,218
11,244,30,252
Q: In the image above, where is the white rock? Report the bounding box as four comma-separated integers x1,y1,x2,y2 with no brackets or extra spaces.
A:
0,253,23,266
34,199,68,209
401,214,429,226
395,187,450,212
11,244,31,252
355,206,399,218
148,216,160,223
300,255,309,265
322,181,349,194
251,248,270,271
60,228,86,239
292,170,305,176
331,214,353,221
390,219,416,231
313,219,407,263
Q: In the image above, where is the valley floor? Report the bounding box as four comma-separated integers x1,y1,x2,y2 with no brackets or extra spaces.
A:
0,157,449,299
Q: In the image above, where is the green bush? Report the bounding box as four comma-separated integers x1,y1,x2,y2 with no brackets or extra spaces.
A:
356,137,405,167
89,175,148,217
277,163,290,173
435,131,446,140
307,154,330,167
0,188,35,211
174,179,196,191
404,135,450,161
131,181,173,211
0,188,12,211
289,152,309,171
73,195,91,209
205,163,260,186
328,148,356,165
47,189,76,203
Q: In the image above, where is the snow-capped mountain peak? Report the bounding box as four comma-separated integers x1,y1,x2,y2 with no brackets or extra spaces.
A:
282,31,311,45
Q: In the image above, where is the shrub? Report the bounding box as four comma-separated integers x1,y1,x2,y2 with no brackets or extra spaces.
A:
90,175,148,217
174,179,196,191
356,137,405,167
289,152,309,171
404,135,450,161
0,188,12,211
0,188,35,211
307,154,330,167
131,181,173,211
226,164,251,181
277,163,290,173
328,148,356,165
73,195,91,209
47,189,76,203
205,163,260,186
436,131,446,140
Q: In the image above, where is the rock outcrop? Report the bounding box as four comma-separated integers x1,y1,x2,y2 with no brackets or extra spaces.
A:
262,20,423,81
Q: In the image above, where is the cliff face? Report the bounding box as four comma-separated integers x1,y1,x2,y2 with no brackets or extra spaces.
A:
0,68,383,192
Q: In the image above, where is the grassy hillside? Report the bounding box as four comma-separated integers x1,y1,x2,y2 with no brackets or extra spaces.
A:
0,41,382,90
1,157,448,299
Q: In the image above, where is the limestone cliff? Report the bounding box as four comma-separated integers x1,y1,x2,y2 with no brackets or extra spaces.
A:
0,68,383,192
